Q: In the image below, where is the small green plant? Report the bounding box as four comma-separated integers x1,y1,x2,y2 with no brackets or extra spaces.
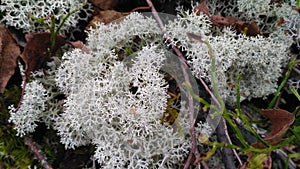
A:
29,3,87,58
268,56,300,108
187,33,299,168
291,86,300,101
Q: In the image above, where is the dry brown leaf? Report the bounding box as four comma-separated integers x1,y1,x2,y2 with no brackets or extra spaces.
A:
211,15,240,26
68,40,90,54
252,109,295,148
21,32,66,78
194,0,209,16
211,15,261,36
90,0,118,10
0,26,21,93
86,10,130,29
236,21,260,36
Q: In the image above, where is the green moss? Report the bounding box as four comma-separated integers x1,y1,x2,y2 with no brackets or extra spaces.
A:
0,86,34,168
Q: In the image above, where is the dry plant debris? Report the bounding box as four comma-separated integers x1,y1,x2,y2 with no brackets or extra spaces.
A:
0,26,21,93
21,32,66,78
194,0,261,36
252,109,295,148
90,0,118,10
86,10,130,28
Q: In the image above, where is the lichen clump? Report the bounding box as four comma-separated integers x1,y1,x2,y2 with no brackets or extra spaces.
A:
0,0,91,34
6,3,294,167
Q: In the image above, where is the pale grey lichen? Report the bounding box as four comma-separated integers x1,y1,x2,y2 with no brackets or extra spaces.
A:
8,60,63,137
7,6,294,167
0,0,92,35
55,13,191,168
8,80,48,137
166,9,291,103
237,0,272,19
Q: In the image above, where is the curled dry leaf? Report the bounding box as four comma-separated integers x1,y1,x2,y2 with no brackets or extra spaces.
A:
86,10,130,29
21,32,66,78
252,109,295,148
90,0,118,10
0,26,21,93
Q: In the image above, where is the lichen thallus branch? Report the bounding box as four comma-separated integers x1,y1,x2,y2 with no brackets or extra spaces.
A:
15,3,87,112
13,4,87,169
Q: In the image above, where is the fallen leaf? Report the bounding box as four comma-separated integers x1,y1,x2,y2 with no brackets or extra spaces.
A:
21,32,66,78
211,15,241,26
0,26,21,93
236,21,260,36
68,40,90,54
252,109,295,148
90,0,118,10
211,15,261,36
194,0,209,16
86,10,130,29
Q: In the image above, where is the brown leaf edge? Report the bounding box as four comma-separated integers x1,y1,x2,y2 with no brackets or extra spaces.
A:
68,40,91,54
193,0,209,16
0,26,21,93
86,10,130,29
194,2,261,36
90,0,118,10
252,109,295,149
20,32,66,78
15,32,65,112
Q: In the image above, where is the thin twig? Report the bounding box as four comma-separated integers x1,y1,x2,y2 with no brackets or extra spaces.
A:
200,66,242,169
15,76,27,112
221,117,242,166
145,0,199,168
130,6,152,12
184,151,194,168
198,77,221,109
216,119,237,169
274,92,282,108
187,32,243,168
24,137,53,169
201,161,209,169
275,149,297,169
201,76,243,167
